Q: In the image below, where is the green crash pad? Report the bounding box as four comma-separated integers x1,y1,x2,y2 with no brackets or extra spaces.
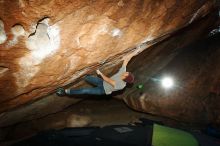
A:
152,124,198,146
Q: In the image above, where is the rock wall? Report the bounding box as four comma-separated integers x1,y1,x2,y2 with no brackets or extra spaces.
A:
123,18,220,126
0,0,216,113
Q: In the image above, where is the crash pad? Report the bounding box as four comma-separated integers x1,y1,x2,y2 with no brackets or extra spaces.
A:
152,124,198,146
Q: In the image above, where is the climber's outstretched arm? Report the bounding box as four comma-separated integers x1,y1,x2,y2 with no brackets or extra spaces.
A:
122,50,139,67
96,70,115,87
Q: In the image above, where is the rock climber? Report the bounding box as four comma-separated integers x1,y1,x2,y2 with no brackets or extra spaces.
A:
56,51,138,96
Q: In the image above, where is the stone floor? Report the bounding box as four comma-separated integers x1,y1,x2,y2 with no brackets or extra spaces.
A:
0,97,219,146
0,97,176,144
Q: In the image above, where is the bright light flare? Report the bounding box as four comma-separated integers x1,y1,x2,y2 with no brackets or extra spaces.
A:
161,77,174,89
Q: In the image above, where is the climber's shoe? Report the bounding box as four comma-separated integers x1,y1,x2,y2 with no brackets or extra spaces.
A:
56,87,66,96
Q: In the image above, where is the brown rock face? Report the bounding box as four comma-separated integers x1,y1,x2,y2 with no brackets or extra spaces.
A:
0,0,215,113
123,23,220,126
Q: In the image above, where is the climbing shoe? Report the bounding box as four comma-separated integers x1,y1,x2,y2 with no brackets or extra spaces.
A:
56,88,66,96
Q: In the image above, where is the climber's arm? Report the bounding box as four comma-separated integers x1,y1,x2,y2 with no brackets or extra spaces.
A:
122,50,139,67
96,70,115,87
122,55,132,67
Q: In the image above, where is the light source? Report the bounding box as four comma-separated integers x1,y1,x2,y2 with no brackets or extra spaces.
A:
161,77,174,89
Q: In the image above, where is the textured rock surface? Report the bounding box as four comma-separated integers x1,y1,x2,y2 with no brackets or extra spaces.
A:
0,93,81,127
0,12,218,128
0,0,215,113
0,99,162,143
123,32,220,126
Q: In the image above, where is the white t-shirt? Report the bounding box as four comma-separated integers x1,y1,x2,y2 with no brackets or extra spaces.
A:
103,66,127,95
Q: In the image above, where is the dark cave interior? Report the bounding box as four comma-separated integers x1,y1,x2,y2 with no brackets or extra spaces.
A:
0,0,220,146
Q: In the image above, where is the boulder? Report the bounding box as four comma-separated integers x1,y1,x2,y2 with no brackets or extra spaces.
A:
0,0,218,128
123,22,220,126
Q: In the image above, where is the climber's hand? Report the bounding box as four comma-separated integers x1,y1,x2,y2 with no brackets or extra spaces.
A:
96,69,102,75
134,49,141,55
